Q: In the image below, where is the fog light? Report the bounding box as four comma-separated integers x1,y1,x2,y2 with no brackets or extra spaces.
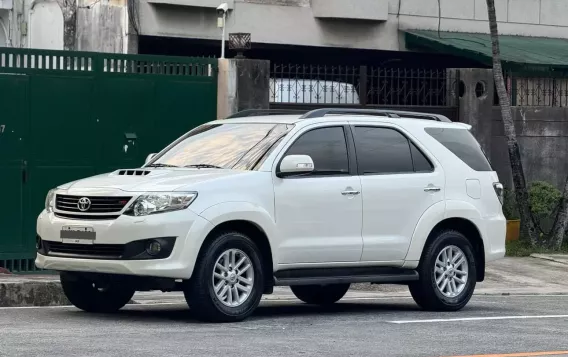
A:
146,240,162,256
36,236,42,250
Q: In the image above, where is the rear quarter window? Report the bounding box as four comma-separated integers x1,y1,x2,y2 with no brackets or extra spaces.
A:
425,127,493,171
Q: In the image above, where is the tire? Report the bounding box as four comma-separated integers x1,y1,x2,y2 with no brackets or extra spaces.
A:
409,230,477,311
60,273,134,313
184,231,264,322
291,284,350,305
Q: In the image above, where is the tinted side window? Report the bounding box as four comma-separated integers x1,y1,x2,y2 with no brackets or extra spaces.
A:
285,126,349,175
410,142,434,172
425,127,492,171
354,127,414,174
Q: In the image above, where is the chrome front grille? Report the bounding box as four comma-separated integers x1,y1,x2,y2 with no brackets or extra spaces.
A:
55,194,132,214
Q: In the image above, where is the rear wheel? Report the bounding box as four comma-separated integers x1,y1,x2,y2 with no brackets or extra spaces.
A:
409,230,476,311
60,273,134,313
184,231,264,322
291,284,350,305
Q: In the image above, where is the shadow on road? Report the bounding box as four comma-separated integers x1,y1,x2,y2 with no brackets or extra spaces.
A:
54,300,503,325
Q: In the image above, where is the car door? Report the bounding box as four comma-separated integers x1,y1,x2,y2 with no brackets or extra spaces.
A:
352,124,445,262
273,124,363,264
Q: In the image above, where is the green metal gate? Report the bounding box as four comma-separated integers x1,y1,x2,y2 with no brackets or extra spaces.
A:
0,48,218,272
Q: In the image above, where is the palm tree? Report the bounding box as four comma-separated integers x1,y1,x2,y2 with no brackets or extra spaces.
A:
485,0,538,246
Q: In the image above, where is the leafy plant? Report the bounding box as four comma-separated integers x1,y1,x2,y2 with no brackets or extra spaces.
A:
528,181,562,233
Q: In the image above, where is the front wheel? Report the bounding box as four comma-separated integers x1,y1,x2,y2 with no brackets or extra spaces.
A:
409,230,477,311
291,284,350,305
60,273,135,313
184,231,264,322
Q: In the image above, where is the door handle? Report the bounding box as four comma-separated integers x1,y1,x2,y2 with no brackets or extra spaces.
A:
424,186,441,192
341,190,360,196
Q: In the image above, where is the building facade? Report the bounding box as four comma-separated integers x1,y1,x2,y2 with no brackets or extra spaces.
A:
3,0,568,55
134,0,568,55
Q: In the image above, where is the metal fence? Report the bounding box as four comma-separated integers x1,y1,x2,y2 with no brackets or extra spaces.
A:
0,47,218,273
509,75,568,107
270,64,459,108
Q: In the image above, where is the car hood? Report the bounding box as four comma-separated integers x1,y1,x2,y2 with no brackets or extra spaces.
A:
58,168,248,194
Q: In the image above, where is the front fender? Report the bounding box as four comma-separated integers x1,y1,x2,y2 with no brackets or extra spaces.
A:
197,202,278,270
405,200,484,263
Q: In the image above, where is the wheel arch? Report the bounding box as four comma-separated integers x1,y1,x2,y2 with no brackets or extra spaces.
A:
198,219,275,293
422,217,485,282
405,201,486,282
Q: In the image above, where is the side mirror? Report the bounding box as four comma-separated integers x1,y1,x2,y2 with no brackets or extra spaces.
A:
145,153,157,165
277,155,314,177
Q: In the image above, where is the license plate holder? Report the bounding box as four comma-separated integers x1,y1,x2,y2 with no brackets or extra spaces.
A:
60,226,96,244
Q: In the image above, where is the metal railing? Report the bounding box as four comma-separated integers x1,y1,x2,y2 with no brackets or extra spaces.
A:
1,258,42,274
511,75,568,107
0,47,217,78
270,64,459,107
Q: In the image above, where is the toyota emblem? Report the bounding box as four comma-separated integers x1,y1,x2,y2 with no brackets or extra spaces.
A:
77,197,91,212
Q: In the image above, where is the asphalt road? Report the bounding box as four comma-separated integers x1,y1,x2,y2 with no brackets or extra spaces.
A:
1,295,567,357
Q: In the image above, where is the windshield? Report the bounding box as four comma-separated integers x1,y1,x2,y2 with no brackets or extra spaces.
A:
149,123,294,170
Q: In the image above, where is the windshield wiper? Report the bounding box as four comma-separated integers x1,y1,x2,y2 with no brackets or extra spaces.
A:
145,163,179,168
185,164,224,169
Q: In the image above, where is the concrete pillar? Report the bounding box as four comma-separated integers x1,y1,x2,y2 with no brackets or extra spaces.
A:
217,58,270,120
450,68,494,155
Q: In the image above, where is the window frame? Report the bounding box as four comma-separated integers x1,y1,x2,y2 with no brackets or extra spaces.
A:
275,124,358,179
350,125,435,176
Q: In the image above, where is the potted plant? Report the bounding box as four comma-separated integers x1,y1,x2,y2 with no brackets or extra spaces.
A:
502,188,520,242
502,182,562,243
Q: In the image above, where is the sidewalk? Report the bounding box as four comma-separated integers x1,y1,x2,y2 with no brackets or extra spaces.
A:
1,256,567,307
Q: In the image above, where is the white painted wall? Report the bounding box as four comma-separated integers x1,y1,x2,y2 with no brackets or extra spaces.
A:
137,0,568,51
29,1,63,49
0,0,66,50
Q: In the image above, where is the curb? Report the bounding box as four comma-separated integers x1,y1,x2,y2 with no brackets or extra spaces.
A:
0,281,69,307
1,280,567,308
530,254,568,265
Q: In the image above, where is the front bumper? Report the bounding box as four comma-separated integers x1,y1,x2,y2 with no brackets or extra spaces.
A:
35,208,214,279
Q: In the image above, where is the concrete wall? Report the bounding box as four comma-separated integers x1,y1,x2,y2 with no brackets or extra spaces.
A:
491,107,568,190
0,10,8,46
217,58,270,119
137,0,568,52
0,0,65,50
76,0,128,53
0,0,129,53
29,1,63,50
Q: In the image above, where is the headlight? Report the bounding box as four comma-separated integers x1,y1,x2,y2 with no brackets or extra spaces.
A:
124,192,197,216
45,189,56,213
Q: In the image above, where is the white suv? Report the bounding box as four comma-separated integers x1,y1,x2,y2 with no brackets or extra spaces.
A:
36,108,506,322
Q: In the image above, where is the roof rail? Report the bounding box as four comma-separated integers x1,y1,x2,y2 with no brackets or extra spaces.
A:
226,109,307,119
299,108,452,122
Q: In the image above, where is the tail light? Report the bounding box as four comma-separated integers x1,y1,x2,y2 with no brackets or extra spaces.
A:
493,182,504,205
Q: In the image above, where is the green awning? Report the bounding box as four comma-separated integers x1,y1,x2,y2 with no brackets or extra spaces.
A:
405,30,568,72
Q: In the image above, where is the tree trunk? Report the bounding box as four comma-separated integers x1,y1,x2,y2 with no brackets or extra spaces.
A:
549,177,568,250
485,0,539,246
57,0,77,51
